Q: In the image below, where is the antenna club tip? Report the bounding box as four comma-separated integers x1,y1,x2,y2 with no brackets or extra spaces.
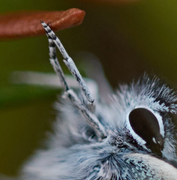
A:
40,21,48,28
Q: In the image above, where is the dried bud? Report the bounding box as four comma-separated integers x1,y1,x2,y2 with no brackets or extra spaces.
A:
0,8,85,39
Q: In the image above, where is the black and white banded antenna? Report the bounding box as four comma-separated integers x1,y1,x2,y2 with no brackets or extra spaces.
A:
41,21,107,140
41,21,94,105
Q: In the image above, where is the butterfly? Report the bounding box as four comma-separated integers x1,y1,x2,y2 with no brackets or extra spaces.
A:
10,22,177,180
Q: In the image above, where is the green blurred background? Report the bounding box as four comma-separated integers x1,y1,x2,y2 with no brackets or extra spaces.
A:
1,0,177,176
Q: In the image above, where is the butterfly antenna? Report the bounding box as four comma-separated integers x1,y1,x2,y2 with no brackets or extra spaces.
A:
41,21,107,140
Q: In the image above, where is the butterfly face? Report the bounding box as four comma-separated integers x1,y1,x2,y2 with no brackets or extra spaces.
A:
111,77,177,159
20,23,177,180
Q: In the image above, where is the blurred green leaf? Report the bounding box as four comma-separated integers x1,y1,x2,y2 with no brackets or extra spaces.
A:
0,85,60,108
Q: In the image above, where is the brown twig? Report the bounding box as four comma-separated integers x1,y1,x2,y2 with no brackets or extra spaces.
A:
0,8,85,39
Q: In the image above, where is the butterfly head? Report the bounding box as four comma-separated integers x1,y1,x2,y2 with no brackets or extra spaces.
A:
108,76,177,159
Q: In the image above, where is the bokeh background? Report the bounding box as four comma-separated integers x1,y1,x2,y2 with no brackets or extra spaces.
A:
1,0,177,176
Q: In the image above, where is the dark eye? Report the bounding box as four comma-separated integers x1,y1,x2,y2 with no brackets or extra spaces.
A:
129,108,164,154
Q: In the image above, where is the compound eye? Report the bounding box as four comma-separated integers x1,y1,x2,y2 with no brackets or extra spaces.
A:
129,108,164,153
